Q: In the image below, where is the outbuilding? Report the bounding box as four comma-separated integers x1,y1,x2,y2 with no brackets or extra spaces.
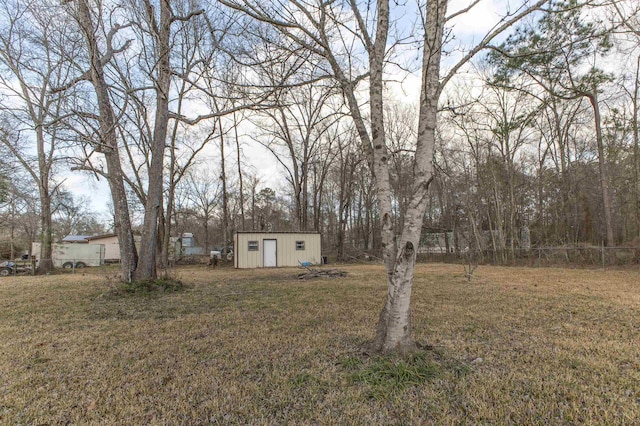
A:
234,231,322,268
86,234,120,262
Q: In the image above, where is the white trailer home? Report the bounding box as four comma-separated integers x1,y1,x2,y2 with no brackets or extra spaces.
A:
32,242,105,268
234,232,322,268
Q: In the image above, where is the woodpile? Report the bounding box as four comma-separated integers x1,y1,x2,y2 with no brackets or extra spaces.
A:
297,267,347,279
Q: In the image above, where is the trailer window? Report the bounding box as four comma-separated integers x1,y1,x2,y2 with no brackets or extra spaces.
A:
248,241,259,251
295,241,305,250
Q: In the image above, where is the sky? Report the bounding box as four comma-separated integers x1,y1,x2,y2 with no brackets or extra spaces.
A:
66,137,280,220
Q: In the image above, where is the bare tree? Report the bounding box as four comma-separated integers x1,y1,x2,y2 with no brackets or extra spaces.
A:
611,1,640,239
61,0,139,281
233,110,247,231
0,0,82,273
325,126,362,259
161,126,212,266
132,0,204,281
51,191,105,240
250,70,341,231
220,0,552,354
82,0,207,279
157,7,220,267
0,163,39,260
490,3,616,245
182,169,221,255
128,1,269,272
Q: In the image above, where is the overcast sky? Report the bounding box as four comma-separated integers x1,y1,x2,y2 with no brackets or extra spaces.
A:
65,0,550,220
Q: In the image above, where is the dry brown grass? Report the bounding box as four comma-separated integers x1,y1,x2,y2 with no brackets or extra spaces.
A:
1,264,639,424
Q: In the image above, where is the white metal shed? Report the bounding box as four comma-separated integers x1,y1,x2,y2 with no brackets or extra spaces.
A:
234,231,322,268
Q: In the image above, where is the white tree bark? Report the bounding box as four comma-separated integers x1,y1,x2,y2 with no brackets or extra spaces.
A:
367,0,447,354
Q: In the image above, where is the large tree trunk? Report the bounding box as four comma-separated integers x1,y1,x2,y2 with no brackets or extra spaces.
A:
368,0,446,354
36,122,53,273
76,0,138,281
37,189,54,273
134,0,171,281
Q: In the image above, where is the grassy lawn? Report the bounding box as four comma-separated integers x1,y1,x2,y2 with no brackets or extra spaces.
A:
1,264,639,424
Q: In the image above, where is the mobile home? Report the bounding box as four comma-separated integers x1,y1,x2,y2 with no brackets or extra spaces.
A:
32,242,105,268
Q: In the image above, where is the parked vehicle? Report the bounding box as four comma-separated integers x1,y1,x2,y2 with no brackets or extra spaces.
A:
31,243,105,269
0,260,33,276
0,261,14,276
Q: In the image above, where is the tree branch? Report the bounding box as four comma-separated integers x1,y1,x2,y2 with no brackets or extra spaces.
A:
441,0,551,89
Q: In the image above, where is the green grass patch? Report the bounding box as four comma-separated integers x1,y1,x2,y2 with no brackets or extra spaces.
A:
115,276,186,294
348,352,440,399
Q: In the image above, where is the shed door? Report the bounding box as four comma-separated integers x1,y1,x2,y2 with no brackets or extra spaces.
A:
263,239,277,267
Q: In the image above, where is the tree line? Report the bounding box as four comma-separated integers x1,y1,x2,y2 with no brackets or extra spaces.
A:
1,0,639,353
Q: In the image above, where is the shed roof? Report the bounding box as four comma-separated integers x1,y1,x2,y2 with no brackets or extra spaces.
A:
234,231,320,234
86,233,117,241
61,235,90,243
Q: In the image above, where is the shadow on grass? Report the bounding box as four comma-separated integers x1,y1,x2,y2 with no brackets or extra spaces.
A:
86,277,191,321
114,277,186,294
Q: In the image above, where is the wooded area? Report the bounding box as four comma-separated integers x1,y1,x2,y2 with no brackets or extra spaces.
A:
1,0,639,351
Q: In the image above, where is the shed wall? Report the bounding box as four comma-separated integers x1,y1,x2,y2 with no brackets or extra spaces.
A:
235,233,321,268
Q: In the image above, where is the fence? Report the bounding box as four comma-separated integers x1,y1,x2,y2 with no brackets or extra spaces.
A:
417,246,640,269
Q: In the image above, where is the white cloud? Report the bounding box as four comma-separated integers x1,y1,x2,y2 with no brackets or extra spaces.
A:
447,0,504,39
61,171,111,215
